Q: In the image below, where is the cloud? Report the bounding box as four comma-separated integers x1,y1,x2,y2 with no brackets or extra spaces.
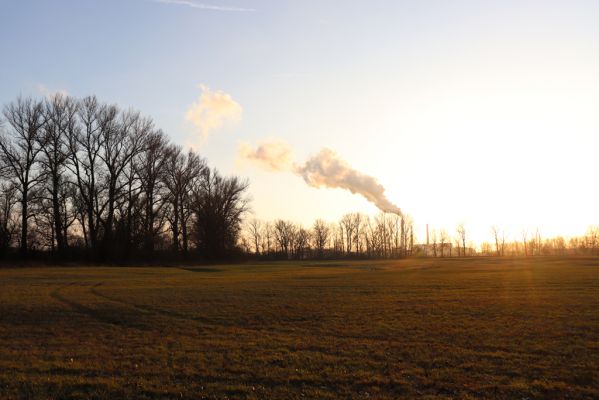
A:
238,140,295,172
238,141,402,215
152,0,255,12
36,84,69,99
185,85,242,145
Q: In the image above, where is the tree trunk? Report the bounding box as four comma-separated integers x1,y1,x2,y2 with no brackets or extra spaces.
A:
52,177,65,254
20,189,28,257
172,199,180,252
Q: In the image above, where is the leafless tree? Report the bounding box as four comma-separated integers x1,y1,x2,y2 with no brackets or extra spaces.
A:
97,108,150,254
136,129,170,252
0,97,46,256
247,218,262,255
261,221,273,255
37,94,78,254
293,226,310,259
491,225,506,256
312,219,329,258
439,229,448,257
535,228,542,256
521,229,528,256
0,181,18,254
353,212,364,254
456,223,466,257
274,219,296,259
68,96,105,252
340,213,355,256
431,229,438,257
191,168,249,258
164,148,205,255
586,225,599,254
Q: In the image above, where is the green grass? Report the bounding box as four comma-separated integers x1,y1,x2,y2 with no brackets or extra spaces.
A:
0,257,597,399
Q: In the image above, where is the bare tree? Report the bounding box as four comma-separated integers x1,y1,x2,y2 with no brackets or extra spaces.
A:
261,221,273,255
118,149,142,254
274,220,296,259
136,129,170,252
491,225,506,257
312,219,330,258
68,96,104,253
521,229,528,256
97,108,150,254
0,181,18,255
431,229,438,257
38,94,78,254
439,229,448,257
535,228,542,256
0,97,46,256
191,169,249,258
340,213,355,256
247,218,262,255
353,212,364,255
293,226,310,259
456,223,466,257
585,225,599,254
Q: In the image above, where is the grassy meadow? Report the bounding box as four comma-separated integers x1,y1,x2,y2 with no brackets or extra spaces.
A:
0,257,597,399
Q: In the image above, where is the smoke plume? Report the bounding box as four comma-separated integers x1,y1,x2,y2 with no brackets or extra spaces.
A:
238,141,294,172
239,142,402,215
185,85,242,146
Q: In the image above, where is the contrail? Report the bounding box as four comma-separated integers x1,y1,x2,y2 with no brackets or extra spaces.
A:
239,141,402,215
153,0,255,12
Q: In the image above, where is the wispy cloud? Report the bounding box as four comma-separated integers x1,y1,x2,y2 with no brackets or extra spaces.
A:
152,0,255,12
36,83,69,99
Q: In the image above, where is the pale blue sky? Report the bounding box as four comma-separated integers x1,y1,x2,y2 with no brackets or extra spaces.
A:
2,0,599,243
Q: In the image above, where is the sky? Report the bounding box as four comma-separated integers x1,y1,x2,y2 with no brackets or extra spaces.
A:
1,0,599,245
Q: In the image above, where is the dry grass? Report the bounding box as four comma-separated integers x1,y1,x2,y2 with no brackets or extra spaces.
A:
0,257,597,399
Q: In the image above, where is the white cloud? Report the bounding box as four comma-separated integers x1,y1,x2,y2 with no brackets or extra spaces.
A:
185,85,242,147
36,83,69,99
153,0,255,12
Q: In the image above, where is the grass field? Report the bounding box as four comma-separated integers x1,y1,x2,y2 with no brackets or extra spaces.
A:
0,257,597,399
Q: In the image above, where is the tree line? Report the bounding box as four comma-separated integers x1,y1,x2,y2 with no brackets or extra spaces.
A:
478,225,599,257
242,216,599,260
0,95,249,261
241,212,415,259
415,224,599,258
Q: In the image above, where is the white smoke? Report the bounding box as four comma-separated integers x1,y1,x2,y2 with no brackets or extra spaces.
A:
239,142,402,215
238,141,295,172
296,148,402,215
185,85,242,147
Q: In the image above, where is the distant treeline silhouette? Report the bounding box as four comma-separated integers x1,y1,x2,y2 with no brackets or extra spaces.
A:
0,95,249,261
241,216,599,259
242,213,416,260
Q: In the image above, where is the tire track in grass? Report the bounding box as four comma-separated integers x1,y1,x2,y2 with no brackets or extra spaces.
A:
89,283,221,327
49,282,149,330
91,284,333,338
89,284,309,337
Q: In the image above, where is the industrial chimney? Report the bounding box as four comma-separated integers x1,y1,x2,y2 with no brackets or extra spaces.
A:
426,224,429,246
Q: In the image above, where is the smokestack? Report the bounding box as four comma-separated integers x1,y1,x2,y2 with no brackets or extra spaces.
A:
426,224,429,246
